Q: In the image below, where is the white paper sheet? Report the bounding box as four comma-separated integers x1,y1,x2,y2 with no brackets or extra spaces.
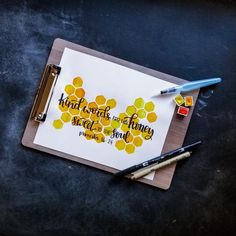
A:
34,48,177,180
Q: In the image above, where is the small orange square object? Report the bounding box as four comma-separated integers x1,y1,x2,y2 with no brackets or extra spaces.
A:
185,96,194,107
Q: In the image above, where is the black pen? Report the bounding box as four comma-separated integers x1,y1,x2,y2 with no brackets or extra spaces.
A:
114,140,202,178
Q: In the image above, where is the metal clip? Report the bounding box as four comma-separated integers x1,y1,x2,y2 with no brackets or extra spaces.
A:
31,64,61,122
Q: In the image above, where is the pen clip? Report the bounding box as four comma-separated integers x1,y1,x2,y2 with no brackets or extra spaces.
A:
31,64,61,122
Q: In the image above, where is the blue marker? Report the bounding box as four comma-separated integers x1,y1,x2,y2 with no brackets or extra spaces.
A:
160,78,222,95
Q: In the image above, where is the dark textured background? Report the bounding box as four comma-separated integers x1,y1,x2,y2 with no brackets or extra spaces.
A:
0,0,235,235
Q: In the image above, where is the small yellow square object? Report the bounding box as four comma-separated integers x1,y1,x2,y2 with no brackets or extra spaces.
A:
185,96,194,107
174,94,184,106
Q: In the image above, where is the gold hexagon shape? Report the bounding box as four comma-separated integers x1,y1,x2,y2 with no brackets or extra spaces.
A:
119,112,128,121
93,123,103,133
137,109,146,119
125,144,135,154
61,112,72,123
90,113,100,122
141,131,151,140
88,102,98,109
75,88,85,98
59,104,68,112
53,119,63,129
68,95,77,102
95,95,106,105
65,84,75,95
111,119,121,129
131,129,141,136
106,99,116,109
99,105,106,110
80,98,88,107
134,98,144,108
126,105,137,116
103,126,113,136
121,124,129,133
73,77,83,87
95,133,105,143
126,133,133,143
147,112,157,123
145,101,155,112
133,137,143,147
69,107,80,115
85,130,94,140
80,110,90,119
115,140,126,150
101,118,110,126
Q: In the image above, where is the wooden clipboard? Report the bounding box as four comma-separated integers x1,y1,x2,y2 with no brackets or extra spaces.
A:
22,38,199,190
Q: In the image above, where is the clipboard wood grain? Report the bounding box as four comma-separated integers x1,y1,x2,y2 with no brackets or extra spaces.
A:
22,38,199,190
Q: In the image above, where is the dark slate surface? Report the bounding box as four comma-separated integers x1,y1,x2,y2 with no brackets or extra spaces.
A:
0,1,235,235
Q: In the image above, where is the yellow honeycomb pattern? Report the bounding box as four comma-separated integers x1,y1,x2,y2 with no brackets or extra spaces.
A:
53,76,158,155
53,77,117,144
114,98,157,154
54,77,86,129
